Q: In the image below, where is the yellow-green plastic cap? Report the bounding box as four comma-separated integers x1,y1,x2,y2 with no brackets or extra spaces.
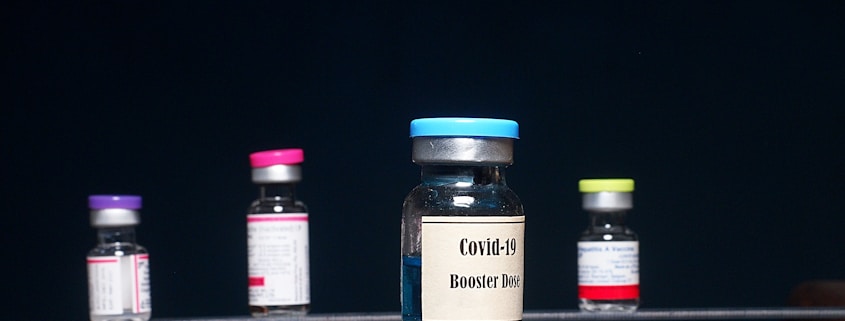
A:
579,178,635,193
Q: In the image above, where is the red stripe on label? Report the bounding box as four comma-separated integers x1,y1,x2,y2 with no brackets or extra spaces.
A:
249,276,265,287
579,285,639,300
138,254,150,259
133,255,141,312
247,215,308,223
87,258,119,264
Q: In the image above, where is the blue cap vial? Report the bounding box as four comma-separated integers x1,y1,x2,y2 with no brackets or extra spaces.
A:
410,117,519,139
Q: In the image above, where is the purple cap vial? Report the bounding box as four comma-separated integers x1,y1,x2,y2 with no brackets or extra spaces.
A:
89,195,142,210
89,195,142,227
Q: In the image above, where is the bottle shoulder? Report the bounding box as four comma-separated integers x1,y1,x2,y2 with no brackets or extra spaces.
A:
579,228,639,241
249,198,308,214
88,243,148,257
403,183,523,217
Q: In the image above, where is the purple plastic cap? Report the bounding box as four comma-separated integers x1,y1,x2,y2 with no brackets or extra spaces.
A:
89,195,142,210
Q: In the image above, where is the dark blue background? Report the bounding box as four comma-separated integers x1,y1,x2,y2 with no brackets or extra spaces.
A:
4,1,844,319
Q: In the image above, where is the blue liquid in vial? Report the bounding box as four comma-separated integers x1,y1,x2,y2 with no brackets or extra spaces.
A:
402,256,421,321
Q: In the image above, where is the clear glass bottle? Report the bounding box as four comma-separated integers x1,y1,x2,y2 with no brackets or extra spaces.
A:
247,148,310,317
401,117,525,321
577,179,639,312
87,195,151,321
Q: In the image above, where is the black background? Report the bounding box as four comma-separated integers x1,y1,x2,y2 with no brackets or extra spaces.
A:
4,1,845,319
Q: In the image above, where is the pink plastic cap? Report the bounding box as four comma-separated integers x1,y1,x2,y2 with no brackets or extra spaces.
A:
250,148,304,168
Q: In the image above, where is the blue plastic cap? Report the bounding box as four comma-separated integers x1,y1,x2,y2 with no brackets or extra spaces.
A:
410,117,519,138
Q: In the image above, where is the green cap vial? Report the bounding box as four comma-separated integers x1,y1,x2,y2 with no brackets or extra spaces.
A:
579,179,634,212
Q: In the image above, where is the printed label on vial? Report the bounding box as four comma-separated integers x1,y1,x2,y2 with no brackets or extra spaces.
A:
421,215,524,321
247,212,310,306
87,254,151,315
577,241,639,300
132,254,152,313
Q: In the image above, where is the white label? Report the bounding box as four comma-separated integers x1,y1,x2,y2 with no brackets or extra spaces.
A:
88,257,123,315
132,254,152,313
87,254,151,315
421,216,524,321
577,241,639,286
247,213,310,306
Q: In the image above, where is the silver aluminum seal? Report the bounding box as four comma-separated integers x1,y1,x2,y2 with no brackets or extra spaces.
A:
252,164,302,183
412,137,514,164
582,192,633,211
90,208,140,227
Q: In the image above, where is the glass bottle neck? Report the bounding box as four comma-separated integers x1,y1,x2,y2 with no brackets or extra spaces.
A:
259,183,298,200
420,165,507,185
97,226,137,245
588,211,629,233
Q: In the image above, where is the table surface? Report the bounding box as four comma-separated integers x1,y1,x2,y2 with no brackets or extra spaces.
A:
154,308,845,321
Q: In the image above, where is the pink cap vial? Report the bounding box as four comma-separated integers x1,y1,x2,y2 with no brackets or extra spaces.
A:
250,148,304,183
250,148,304,168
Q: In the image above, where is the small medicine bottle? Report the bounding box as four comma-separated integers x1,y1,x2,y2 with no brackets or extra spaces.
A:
246,148,310,316
401,117,525,321
87,195,151,321
577,179,639,312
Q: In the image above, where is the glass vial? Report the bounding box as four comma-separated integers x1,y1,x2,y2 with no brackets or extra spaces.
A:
577,179,639,312
401,117,525,321
87,195,151,321
247,148,310,316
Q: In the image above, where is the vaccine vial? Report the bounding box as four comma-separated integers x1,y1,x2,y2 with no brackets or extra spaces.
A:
87,195,151,321
577,179,639,312
401,117,525,321
247,148,310,316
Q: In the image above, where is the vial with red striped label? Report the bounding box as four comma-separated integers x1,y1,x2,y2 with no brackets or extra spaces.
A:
577,179,639,312
87,195,151,321
247,148,310,316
